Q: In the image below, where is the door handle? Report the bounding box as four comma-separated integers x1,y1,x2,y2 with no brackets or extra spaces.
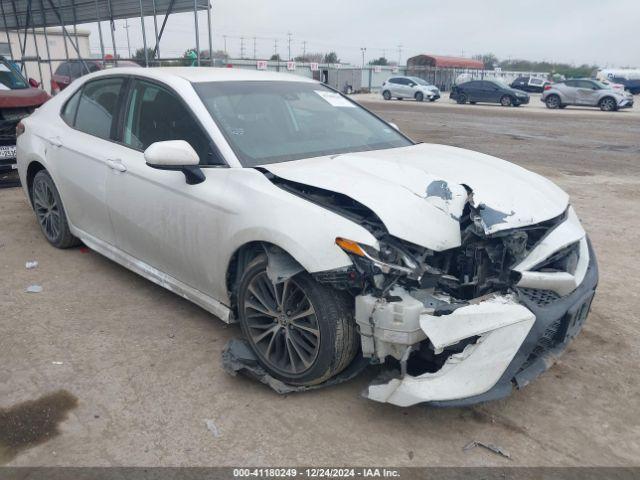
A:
106,159,127,172
46,136,63,147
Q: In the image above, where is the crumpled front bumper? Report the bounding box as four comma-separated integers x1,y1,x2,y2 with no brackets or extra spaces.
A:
362,239,598,408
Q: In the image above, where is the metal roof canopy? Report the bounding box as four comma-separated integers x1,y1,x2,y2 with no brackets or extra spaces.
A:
1,1,209,29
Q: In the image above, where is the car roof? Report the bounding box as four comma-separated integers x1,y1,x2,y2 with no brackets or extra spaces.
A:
86,66,318,84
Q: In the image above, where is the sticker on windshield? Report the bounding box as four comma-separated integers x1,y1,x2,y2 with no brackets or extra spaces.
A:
314,90,356,108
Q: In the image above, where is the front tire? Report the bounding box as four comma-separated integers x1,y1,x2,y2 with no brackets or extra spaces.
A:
382,90,391,100
237,255,358,386
500,95,513,107
415,91,424,102
599,97,617,111
456,93,468,104
545,94,561,109
31,170,80,249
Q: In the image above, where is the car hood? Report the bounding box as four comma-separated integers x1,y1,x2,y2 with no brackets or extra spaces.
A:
0,87,49,109
262,144,569,251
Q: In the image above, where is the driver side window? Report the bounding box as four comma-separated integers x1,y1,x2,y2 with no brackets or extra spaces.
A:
123,79,219,165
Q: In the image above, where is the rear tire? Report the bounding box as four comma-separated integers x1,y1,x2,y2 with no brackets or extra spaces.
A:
382,90,391,100
599,97,617,111
31,170,80,249
545,94,561,109
237,255,358,386
415,91,424,102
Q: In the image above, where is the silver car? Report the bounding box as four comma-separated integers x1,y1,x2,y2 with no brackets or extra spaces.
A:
542,79,634,111
382,76,440,102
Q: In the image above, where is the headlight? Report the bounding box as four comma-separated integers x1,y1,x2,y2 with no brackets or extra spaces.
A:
335,237,417,275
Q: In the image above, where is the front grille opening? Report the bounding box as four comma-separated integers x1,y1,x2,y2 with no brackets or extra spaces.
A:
519,317,564,372
519,288,561,306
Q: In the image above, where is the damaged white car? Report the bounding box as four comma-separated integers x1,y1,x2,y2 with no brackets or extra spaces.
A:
16,68,598,406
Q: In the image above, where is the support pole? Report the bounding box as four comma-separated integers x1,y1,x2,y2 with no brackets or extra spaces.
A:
46,0,88,70
193,0,200,66
151,0,161,61
9,0,25,74
106,0,118,65
38,0,54,81
20,0,33,65
206,1,213,66
139,0,149,67
0,2,14,60
50,0,69,62
28,2,45,87
152,0,176,60
94,0,105,61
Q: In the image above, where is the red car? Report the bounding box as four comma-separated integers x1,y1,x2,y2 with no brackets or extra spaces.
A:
0,57,49,173
50,59,140,94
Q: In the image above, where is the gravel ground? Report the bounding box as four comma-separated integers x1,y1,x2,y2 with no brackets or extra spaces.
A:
1,99,639,467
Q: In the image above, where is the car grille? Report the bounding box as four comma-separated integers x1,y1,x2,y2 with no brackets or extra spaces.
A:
0,107,34,144
519,317,564,371
0,122,18,143
519,288,561,306
518,294,592,373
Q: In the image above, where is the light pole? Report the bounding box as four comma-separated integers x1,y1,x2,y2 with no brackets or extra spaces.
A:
360,47,366,69
124,19,131,58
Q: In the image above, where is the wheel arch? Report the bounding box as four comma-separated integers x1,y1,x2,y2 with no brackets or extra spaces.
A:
25,160,47,207
225,240,324,315
599,95,618,107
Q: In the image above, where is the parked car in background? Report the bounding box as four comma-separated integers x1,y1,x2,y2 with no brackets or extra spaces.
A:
51,59,140,94
16,67,597,407
542,79,634,111
0,56,49,173
450,80,530,106
599,79,626,93
510,76,549,93
382,76,440,102
597,69,640,95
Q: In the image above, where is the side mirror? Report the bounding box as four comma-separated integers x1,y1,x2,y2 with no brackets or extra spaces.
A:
144,140,205,185
28,78,40,88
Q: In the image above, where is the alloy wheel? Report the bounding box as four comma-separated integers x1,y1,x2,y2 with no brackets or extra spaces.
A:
33,177,62,242
546,95,560,109
601,98,616,111
243,272,320,376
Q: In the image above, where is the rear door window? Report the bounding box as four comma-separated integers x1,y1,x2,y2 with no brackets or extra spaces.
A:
74,77,125,140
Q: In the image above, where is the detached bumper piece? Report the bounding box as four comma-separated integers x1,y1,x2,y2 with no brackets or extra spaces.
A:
359,238,598,407
365,296,535,406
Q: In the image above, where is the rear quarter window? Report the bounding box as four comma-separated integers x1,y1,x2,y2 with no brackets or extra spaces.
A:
60,89,82,126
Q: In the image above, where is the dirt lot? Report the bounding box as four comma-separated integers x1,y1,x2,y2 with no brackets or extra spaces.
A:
1,99,639,467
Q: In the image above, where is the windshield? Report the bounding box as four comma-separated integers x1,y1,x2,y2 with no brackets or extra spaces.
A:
0,60,29,90
194,81,412,166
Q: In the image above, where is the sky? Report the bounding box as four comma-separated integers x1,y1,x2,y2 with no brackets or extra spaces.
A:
84,0,639,68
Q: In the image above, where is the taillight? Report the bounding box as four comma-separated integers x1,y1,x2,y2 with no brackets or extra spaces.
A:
50,79,60,95
543,85,552,91
16,121,25,137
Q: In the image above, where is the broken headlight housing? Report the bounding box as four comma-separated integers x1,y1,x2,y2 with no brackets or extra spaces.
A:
335,237,419,276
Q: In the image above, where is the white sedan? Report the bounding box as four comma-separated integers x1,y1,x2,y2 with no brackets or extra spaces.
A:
16,67,598,406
